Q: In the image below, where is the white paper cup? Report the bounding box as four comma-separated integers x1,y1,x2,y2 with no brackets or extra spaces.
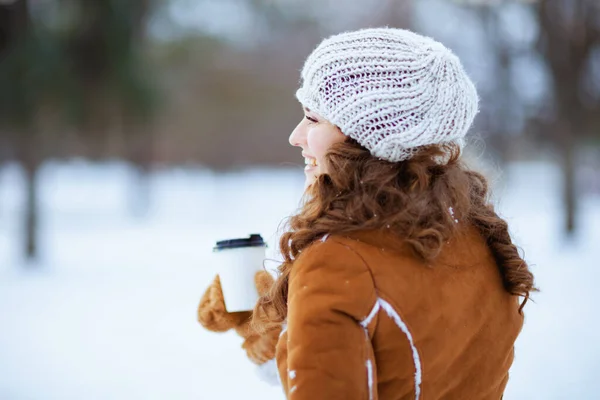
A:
213,234,267,313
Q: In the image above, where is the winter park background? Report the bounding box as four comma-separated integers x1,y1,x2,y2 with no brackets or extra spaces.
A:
2,0,600,399
0,161,599,399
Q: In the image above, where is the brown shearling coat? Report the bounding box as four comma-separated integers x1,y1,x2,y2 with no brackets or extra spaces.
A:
276,226,523,399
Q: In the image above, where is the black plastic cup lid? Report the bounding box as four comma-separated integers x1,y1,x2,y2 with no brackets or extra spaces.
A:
213,234,266,251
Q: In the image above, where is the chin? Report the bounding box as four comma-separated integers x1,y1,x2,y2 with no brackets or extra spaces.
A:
303,165,322,188
304,177,315,189
304,172,317,189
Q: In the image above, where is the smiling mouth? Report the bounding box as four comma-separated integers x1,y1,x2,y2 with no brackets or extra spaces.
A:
304,157,317,167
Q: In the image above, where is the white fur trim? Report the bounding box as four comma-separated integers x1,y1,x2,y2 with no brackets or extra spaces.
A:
280,322,288,338
361,301,380,328
378,298,422,399
361,305,377,400
361,324,375,400
366,359,374,400
255,358,281,387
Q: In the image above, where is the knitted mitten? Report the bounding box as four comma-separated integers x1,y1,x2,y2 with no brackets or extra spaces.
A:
236,321,281,365
197,275,252,332
197,271,282,365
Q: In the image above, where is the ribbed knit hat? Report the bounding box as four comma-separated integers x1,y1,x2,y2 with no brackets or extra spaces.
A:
296,27,479,162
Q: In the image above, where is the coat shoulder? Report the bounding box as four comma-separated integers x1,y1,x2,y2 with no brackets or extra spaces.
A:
289,234,378,322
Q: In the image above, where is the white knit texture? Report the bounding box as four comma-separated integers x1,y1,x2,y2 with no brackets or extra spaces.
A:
296,27,479,162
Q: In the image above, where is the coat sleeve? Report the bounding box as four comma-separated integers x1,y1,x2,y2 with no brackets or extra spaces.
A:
284,238,378,400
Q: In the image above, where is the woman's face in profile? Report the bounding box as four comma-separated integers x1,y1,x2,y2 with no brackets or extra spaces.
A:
289,107,346,188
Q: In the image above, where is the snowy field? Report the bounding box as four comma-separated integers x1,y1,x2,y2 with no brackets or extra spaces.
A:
0,160,598,400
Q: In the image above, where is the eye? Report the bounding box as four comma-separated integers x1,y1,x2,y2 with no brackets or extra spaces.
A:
305,115,318,123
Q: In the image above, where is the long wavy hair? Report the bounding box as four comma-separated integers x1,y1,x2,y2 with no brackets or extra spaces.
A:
253,138,536,329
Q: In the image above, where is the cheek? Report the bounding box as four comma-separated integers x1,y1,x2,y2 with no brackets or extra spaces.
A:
306,126,345,161
306,129,330,160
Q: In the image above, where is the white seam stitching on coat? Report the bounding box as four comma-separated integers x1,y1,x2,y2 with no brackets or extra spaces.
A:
361,308,377,400
361,301,380,328
378,298,422,400
366,359,374,400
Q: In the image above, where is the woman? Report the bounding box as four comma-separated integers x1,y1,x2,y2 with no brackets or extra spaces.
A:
198,27,535,399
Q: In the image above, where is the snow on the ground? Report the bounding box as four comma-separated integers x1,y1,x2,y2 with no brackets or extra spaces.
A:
0,160,598,400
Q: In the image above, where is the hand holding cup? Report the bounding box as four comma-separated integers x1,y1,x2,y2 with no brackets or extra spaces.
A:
197,234,281,365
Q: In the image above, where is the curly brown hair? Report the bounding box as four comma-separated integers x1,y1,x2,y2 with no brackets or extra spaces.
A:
253,138,536,329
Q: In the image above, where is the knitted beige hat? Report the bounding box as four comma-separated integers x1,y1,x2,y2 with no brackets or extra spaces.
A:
296,27,479,162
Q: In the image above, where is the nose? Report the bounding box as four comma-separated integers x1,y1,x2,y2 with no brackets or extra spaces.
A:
288,120,305,148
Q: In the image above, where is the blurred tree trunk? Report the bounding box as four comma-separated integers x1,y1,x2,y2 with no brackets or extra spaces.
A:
558,122,577,234
536,0,599,236
480,5,515,166
123,0,154,218
1,0,41,259
125,125,154,217
20,130,40,259
130,162,152,217
1,0,158,261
